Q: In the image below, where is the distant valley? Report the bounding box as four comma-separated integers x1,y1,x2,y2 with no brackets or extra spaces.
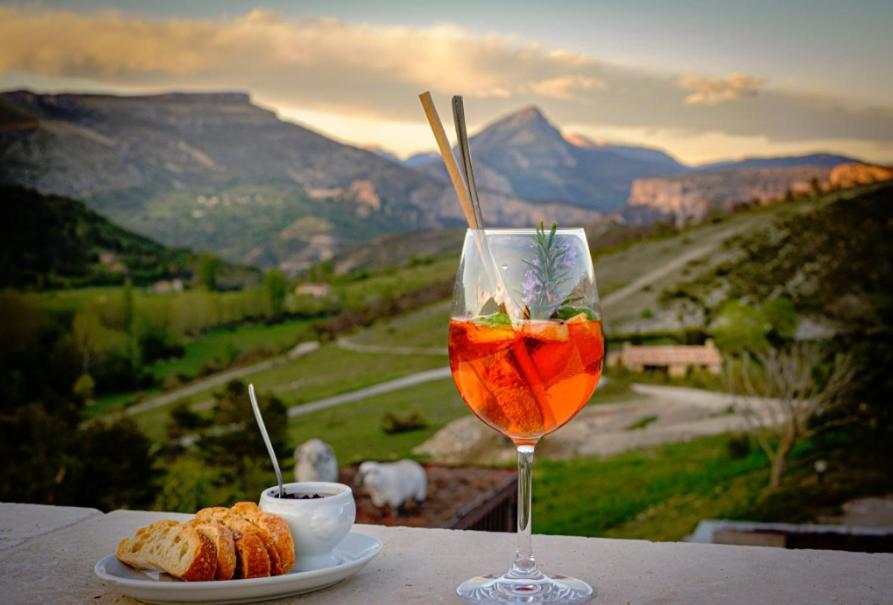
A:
0,186,256,289
2,89,887,273
0,91,595,272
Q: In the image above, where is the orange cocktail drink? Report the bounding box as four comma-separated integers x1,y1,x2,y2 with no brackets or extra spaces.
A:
449,314,604,444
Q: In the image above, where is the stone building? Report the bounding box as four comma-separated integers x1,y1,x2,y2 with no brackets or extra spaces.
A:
295,282,332,298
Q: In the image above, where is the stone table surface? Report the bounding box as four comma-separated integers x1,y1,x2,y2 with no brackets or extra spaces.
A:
1,505,891,604
0,501,101,551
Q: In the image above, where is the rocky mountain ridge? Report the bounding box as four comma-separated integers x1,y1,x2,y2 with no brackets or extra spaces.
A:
0,90,597,271
408,105,689,211
626,161,891,224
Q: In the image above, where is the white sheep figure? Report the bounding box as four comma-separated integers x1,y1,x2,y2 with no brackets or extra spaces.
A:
355,460,427,516
293,438,339,483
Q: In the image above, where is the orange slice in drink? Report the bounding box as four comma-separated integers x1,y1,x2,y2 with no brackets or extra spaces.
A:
466,323,516,344
518,320,569,342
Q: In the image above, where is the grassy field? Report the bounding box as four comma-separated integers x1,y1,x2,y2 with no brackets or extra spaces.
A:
334,257,456,307
286,378,466,465
347,300,450,348
129,340,448,443
535,424,893,541
535,434,768,540
148,317,315,380
283,367,633,467
125,295,644,445
87,317,316,415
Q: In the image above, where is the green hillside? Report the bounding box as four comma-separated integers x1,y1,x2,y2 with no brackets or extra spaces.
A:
663,181,892,333
0,186,258,288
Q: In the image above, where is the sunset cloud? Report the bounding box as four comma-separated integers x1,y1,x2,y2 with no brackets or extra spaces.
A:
678,73,763,106
0,6,891,161
528,75,604,100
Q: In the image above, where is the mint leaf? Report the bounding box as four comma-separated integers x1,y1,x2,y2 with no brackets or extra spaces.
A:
473,312,512,327
552,306,595,321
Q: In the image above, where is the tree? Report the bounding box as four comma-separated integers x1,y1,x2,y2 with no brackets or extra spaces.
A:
121,277,135,334
197,253,219,291
712,301,770,353
760,297,798,344
121,277,141,371
726,345,853,489
263,268,288,319
809,176,823,197
712,297,798,353
165,401,211,450
72,372,95,403
72,311,102,374
200,380,287,473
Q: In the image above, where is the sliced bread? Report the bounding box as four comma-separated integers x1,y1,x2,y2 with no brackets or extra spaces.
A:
117,520,217,582
231,502,296,574
196,508,271,578
186,519,237,581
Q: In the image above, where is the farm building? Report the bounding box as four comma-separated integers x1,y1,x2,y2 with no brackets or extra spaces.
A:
608,340,723,377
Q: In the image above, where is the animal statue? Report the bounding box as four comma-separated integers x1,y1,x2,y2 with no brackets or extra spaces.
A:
293,438,339,483
355,460,427,516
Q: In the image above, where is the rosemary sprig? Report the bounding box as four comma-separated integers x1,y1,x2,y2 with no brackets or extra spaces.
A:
520,221,579,319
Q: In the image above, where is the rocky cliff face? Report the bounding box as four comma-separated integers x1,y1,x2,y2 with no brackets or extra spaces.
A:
829,162,893,188
409,105,688,212
626,166,833,224
0,91,598,270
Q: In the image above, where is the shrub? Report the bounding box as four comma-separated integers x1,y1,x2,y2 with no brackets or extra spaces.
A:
625,415,658,431
381,411,428,435
726,434,752,459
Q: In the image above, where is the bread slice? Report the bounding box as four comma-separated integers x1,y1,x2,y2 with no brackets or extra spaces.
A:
195,508,270,579
231,502,296,574
117,520,217,582
224,515,282,576
186,519,237,581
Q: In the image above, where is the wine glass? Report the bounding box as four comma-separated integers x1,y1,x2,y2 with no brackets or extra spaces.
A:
448,226,604,604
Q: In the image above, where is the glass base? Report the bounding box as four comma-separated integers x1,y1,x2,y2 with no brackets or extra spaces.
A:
457,572,593,604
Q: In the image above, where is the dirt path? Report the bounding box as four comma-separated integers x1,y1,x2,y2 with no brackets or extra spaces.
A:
178,365,453,446
336,338,447,356
416,383,779,464
602,241,720,310
286,366,452,418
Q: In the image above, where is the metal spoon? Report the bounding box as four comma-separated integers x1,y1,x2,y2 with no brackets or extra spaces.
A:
248,383,284,498
452,95,485,229
451,95,525,321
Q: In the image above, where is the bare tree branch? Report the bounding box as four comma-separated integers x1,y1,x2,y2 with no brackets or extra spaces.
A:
727,344,854,489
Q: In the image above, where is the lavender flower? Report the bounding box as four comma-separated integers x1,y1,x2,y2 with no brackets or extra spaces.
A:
560,242,578,269
519,222,579,318
522,268,542,306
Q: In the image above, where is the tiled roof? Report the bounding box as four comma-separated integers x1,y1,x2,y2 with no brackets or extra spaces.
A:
619,342,722,366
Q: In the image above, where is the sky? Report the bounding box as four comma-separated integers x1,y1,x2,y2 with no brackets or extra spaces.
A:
1,1,892,164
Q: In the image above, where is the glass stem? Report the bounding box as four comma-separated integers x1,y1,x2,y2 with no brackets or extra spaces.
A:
508,444,543,580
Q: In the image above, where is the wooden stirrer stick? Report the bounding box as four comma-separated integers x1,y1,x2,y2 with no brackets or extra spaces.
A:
418,91,479,229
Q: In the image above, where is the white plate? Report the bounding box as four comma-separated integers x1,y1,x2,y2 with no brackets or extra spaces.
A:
95,531,382,604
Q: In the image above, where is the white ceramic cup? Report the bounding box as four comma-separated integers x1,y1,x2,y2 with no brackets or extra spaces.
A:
259,482,356,571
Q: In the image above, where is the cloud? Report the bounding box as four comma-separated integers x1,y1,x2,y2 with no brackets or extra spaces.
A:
528,75,604,100
0,7,594,103
0,6,891,157
678,73,763,106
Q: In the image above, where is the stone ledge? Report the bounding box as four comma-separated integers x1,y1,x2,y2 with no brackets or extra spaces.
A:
0,506,891,604
0,502,101,551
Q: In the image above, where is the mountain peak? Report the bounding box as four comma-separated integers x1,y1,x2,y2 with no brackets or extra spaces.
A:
479,104,562,144
515,104,546,119
503,104,552,127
